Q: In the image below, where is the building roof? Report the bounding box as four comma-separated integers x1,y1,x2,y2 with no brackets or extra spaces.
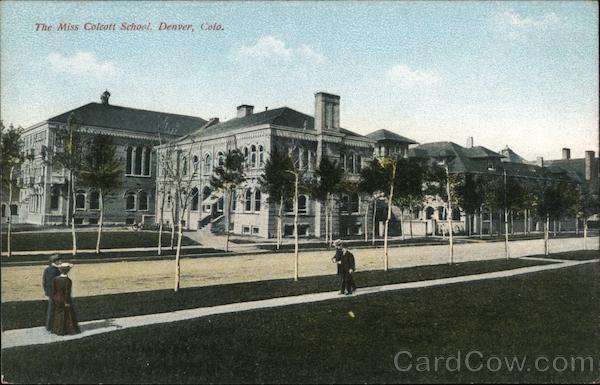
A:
546,157,597,185
499,146,528,163
187,106,369,141
47,102,207,136
366,129,417,144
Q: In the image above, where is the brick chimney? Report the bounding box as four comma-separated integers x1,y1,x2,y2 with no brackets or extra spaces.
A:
466,137,474,148
236,105,254,118
562,148,571,160
315,92,340,132
585,150,595,180
536,156,544,167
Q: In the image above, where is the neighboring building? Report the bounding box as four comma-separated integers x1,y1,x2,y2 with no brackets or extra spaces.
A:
14,91,206,225
156,92,375,238
367,129,417,159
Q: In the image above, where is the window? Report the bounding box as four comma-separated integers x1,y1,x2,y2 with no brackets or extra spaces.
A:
139,191,148,211
10,204,18,216
245,189,252,211
50,187,60,210
340,195,349,213
191,187,199,211
204,154,212,173
90,191,100,210
192,155,199,171
452,208,461,221
217,197,224,213
75,190,86,210
298,195,307,214
217,152,224,167
285,198,294,213
125,192,136,211
144,148,151,176
356,156,362,173
340,153,346,172
1,204,5,217
252,227,259,235
231,191,237,211
135,146,143,175
350,193,359,213
126,147,133,174
348,154,354,173
244,147,249,163
250,145,257,168
182,157,188,176
243,226,251,234
487,160,496,171
254,190,261,212
202,186,212,212
259,145,264,166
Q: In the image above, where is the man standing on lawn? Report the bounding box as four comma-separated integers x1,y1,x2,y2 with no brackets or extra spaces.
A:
332,240,357,295
43,254,61,331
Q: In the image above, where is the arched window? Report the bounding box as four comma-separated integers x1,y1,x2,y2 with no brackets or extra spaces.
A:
438,206,447,220
284,198,294,213
298,195,308,214
192,155,199,171
348,154,354,173
202,186,212,213
182,156,188,176
254,190,261,212
126,147,133,174
135,146,143,175
244,147,249,163
218,152,224,167
75,190,86,210
350,193,359,213
50,186,61,210
259,145,264,166
204,154,212,173
217,197,224,213
452,208,461,221
250,145,257,168
245,189,253,211
143,148,151,175
340,195,349,212
231,191,237,211
125,192,136,211
340,152,346,172
191,187,199,211
139,191,148,211
90,191,100,210
356,155,362,172
426,207,434,220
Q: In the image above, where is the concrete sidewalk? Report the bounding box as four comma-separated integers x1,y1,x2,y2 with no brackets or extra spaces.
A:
2,256,596,350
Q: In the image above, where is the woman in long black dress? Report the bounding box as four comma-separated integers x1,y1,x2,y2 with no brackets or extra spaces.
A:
52,263,80,335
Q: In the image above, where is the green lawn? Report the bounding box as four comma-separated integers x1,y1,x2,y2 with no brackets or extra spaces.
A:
1,230,199,252
0,256,558,331
1,258,597,383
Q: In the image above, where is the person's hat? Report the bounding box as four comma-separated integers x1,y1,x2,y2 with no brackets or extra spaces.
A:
58,262,73,273
333,239,343,247
49,254,62,263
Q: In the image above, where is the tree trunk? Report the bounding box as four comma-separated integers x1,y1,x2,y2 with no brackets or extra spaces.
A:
372,196,377,245
324,195,329,246
544,215,550,256
384,177,394,272
95,190,104,254
329,195,334,245
510,210,514,235
7,167,14,257
468,214,472,237
277,195,283,250
489,207,494,237
553,220,556,237
400,207,405,241
409,213,414,239
170,203,176,250
364,200,369,242
445,163,453,265
479,207,483,240
174,218,183,292
575,215,579,237
293,173,299,281
225,189,231,253
158,189,166,255
524,210,527,235
70,174,77,256
504,207,509,259
583,218,588,250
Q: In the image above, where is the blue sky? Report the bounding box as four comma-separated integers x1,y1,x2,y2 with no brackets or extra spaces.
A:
1,1,597,160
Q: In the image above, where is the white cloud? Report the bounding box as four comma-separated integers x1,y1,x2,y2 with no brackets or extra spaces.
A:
496,10,565,30
388,64,440,87
47,52,117,78
233,36,324,63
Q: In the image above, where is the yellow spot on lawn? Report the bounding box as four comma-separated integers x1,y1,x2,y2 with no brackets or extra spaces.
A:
348,310,355,318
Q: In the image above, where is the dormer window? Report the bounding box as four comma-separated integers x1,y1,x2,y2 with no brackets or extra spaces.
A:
487,160,496,171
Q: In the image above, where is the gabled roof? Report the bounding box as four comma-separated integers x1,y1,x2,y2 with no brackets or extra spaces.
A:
499,146,528,163
366,129,417,144
48,102,207,136
409,141,506,174
188,106,370,141
546,158,597,185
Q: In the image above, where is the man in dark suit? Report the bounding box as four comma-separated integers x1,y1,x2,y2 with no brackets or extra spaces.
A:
43,254,62,331
336,241,357,295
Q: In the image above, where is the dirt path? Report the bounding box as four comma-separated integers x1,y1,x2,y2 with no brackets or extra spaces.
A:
2,237,597,302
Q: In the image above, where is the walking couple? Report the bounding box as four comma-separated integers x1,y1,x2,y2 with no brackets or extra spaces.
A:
42,254,80,335
331,239,357,295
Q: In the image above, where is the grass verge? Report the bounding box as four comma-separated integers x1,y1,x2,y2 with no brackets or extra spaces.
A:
1,260,597,383
0,256,558,331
